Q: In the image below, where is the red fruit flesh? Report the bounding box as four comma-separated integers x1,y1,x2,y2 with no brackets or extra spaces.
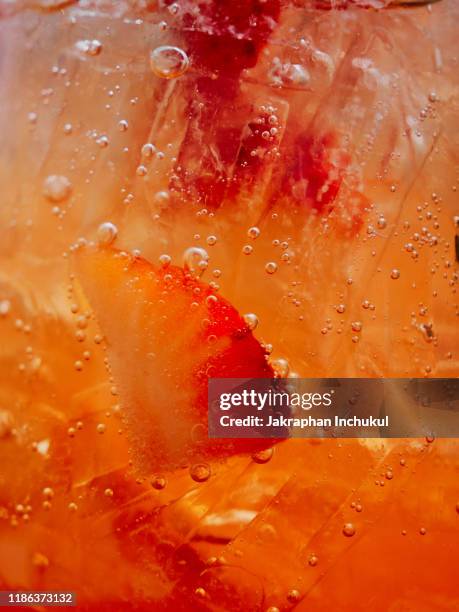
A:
74,247,274,472
179,0,281,77
289,131,351,213
169,0,281,209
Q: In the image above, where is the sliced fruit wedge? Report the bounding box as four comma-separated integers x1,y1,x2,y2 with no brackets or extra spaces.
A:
74,246,274,472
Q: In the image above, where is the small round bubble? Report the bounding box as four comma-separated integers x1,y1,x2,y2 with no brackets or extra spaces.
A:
43,175,72,203
97,222,118,246
150,46,189,79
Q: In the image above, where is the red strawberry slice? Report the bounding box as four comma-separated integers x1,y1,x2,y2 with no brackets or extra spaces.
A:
74,247,274,472
167,0,281,209
283,129,370,235
289,131,351,213
177,0,281,78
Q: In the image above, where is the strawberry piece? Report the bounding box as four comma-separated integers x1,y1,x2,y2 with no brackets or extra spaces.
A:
177,0,281,78
74,247,274,472
167,0,281,209
289,131,351,213
281,130,370,235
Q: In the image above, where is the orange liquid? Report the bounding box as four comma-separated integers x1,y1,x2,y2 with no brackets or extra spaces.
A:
0,1,458,610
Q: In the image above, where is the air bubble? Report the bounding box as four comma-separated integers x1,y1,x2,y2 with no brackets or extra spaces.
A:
97,222,118,246
390,269,400,280
287,590,301,603
265,262,278,275
75,39,103,57
272,358,289,377
150,46,189,79
0,410,13,439
252,447,274,464
0,300,11,317
141,143,156,157
43,175,72,203
243,313,259,330
190,463,211,482
151,475,167,490
159,254,171,268
154,191,170,207
342,522,356,537
183,247,209,276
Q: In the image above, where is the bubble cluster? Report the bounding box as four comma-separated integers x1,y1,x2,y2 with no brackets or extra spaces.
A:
75,39,103,57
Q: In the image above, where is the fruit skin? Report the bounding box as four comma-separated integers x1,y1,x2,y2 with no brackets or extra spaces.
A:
74,246,275,472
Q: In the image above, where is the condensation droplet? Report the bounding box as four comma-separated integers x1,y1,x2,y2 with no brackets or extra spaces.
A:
97,221,118,246
390,269,400,280
43,175,72,203
150,46,189,79
265,262,278,275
